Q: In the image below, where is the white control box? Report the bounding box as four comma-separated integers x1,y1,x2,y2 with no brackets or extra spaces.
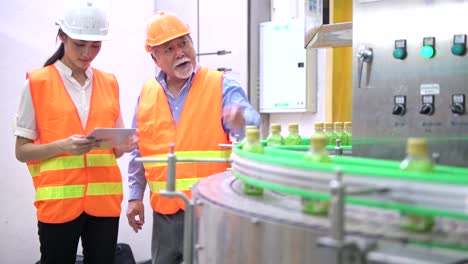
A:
259,19,310,113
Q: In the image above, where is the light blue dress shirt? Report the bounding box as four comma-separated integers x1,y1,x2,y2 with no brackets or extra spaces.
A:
128,66,260,201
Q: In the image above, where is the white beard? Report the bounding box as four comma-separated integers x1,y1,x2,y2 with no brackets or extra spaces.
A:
173,57,193,79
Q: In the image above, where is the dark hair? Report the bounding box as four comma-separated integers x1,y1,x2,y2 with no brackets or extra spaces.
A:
43,30,65,67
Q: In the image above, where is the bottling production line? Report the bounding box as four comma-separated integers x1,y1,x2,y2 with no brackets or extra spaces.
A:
138,0,468,263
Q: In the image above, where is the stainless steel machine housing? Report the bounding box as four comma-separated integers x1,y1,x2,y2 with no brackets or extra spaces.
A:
352,0,468,167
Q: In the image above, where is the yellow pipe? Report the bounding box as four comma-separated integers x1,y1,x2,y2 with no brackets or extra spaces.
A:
326,0,353,122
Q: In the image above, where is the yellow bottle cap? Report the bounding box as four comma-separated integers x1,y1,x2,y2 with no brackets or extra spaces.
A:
288,123,299,131
314,122,324,130
270,123,281,133
245,125,257,132
246,128,260,140
406,138,429,156
324,122,333,129
334,122,343,129
310,134,328,149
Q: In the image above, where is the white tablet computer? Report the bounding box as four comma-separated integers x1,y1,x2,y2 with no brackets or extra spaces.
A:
87,128,137,149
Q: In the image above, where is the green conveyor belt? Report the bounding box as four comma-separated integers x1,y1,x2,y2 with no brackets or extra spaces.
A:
232,141,468,220
237,145,468,184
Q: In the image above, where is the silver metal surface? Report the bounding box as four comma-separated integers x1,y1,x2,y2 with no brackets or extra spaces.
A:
333,149,352,156
167,144,176,191
335,138,344,155
329,171,345,242
317,171,370,264
218,143,234,148
192,173,468,264
306,22,352,48
305,0,352,49
193,172,341,264
356,46,373,89
136,157,230,163
367,241,468,264
352,0,468,167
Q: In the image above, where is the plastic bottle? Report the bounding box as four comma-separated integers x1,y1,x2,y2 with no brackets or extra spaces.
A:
334,122,347,146
400,138,433,172
239,125,258,146
283,123,302,145
313,122,327,138
241,128,264,195
324,122,337,146
399,138,434,232
302,134,331,215
266,123,284,146
344,122,352,146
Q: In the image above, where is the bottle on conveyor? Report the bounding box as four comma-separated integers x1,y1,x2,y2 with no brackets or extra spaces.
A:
399,137,434,233
284,123,302,146
241,128,264,195
302,133,332,215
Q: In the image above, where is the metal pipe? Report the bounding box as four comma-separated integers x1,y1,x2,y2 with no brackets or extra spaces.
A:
329,170,345,241
160,190,194,264
218,143,234,148
346,186,390,196
167,144,176,192
334,138,343,156
317,169,350,264
196,50,232,56
137,157,231,163
158,143,194,264
196,0,200,62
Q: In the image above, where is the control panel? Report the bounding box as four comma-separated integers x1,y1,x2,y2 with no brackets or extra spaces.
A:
353,0,468,167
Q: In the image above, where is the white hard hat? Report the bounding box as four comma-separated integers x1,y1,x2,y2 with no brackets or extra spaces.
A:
56,0,110,41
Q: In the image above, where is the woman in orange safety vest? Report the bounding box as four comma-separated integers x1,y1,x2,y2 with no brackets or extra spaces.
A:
14,1,138,264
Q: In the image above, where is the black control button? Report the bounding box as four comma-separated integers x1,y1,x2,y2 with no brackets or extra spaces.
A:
392,104,405,116
451,94,465,115
420,104,434,115
393,95,406,116
451,103,465,115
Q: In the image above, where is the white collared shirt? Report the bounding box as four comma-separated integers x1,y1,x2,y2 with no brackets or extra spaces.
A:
15,60,123,140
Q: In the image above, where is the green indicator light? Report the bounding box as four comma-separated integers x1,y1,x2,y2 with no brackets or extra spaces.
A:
421,45,434,58
393,48,407,60
274,103,289,107
451,44,466,56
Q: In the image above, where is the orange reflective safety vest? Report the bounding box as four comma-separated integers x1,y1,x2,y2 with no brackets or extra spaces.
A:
27,65,123,223
137,67,231,214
